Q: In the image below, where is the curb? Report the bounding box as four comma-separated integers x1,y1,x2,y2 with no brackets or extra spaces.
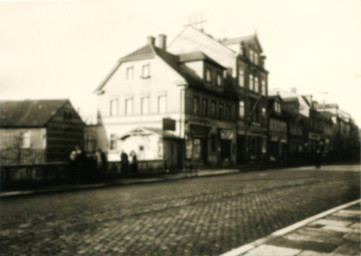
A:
0,170,239,199
220,198,361,256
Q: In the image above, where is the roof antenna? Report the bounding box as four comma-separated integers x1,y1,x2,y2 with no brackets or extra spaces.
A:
184,11,207,30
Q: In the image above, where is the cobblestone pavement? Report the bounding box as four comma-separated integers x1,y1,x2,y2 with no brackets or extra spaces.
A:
1,167,360,256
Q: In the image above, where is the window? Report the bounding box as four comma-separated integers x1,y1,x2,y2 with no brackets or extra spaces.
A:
262,107,266,117
125,98,133,116
193,96,199,114
211,101,216,117
158,95,166,113
218,103,223,119
249,49,253,62
216,72,222,87
226,105,231,121
261,80,266,95
110,134,117,150
141,64,150,78
21,132,31,148
202,99,208,116
109,99,118,116
239,101,245,118
85,134,96,152
249,74,254,91
254,77,259,93
211,134,216,152
126,66,134,80
274,102,281,113
254,52,258,65
141,97,149,114
238,70,244,87
206,68,212,82
262,139,267,153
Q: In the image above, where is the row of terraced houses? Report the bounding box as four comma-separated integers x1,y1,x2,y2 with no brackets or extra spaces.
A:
92,26,360,169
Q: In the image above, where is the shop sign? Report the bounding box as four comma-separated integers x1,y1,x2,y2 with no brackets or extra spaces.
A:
220,129,234,140
308,133,320,140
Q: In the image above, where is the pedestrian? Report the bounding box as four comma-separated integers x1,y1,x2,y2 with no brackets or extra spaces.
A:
130,151,138,175
69,145,82,181
121,151,129,177
315,150,322,169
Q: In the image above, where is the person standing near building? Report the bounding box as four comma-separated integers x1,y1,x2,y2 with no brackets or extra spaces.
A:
121,151,129,177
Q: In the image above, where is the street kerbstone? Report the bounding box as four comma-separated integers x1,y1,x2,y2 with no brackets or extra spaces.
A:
242,244,300,256
297,250,330,256
311,219,353,228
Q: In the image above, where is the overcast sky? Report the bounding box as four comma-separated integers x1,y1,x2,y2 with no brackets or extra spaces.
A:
1,0,361,125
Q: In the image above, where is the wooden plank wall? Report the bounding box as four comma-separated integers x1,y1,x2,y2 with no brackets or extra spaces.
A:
46,102,84,162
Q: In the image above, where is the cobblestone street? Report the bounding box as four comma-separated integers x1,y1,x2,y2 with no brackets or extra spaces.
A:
1,166,360,256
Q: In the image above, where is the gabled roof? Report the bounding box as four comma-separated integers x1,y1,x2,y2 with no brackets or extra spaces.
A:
178,51,226,69
95,42,214,93
222,34,263,52
0,99,69,128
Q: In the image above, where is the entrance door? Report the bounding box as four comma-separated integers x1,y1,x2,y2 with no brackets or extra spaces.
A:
220,139,231,162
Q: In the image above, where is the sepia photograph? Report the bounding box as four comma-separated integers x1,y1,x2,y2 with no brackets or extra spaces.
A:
1,0,360,255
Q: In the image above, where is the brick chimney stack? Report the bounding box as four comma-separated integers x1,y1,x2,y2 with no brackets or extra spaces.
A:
158,34,167,51
147,36,155,46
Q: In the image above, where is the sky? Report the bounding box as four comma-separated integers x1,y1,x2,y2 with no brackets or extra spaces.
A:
1,0,361,125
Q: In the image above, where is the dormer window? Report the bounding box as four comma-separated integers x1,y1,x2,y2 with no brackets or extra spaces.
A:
141,64,150,79
216,72,222,87
206,68,212,82
126,66,134,80
249,49,253,62
274,102,281,113
239,43,243,55
254,52,258,64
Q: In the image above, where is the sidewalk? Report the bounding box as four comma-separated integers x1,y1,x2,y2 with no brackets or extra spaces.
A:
0,169,239,198
221,199,361,256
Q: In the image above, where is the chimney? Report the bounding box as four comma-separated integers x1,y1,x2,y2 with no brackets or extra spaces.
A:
158,34,167,51
291,87,297,93
147,36,155,46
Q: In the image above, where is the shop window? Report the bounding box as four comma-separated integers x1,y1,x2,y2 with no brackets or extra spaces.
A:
262,139,267,153
193,139,201,160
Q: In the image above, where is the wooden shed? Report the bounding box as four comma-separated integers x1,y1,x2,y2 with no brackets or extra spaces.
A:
0,99,85,164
